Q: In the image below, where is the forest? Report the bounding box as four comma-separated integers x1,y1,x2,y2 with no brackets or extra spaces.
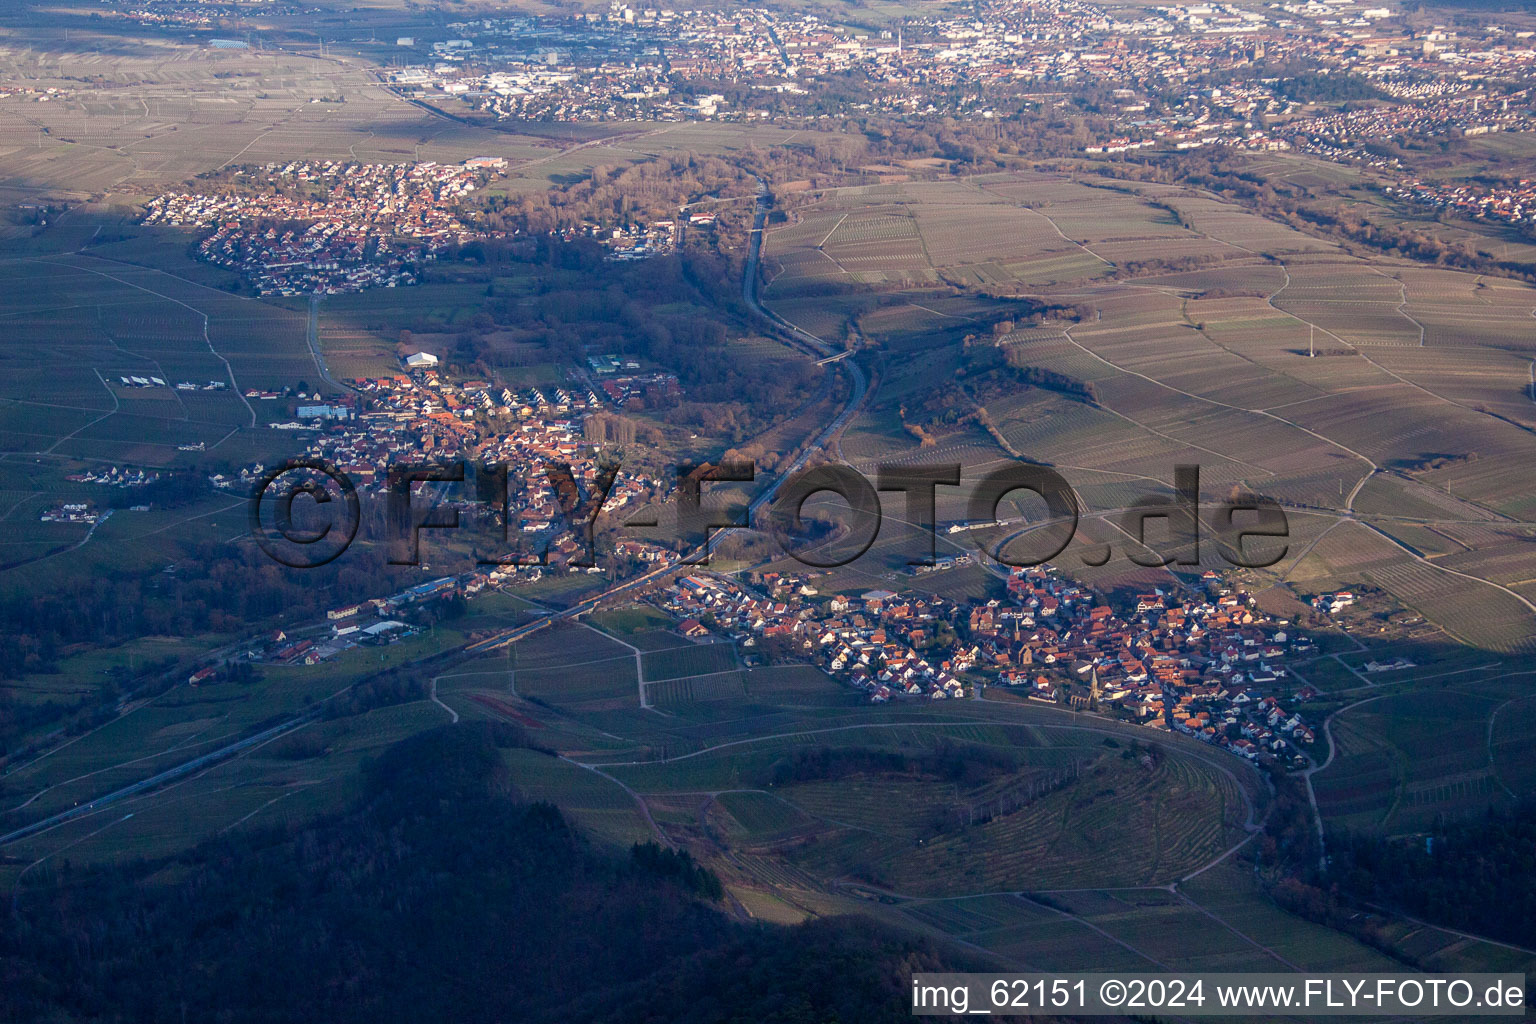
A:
468,154,756,237
906,342,1097,428
1270,70,1385,104
1326,801,1536,949
434,236,821,444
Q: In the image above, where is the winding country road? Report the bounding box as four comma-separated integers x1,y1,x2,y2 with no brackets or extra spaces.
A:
737,178,869,525
465,177,871,654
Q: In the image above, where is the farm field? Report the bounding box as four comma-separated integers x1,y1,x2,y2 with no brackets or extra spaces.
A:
0,698,454,871
501,747,653,845
588,704,1259,891
0,256,293,456
641,641,738,681
588,605,675,635
1313,680,1536,832
5,645,1531,981
760,167,1536,650
0,235,332,579
516,685,1511,976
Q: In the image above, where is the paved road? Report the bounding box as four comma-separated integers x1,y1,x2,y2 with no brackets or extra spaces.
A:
467,178,870,653
306,293,349,393
736,179,868,526
428,674,460,723
0,715,313,848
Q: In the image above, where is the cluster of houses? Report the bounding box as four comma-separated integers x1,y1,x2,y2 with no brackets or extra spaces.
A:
355,369,604,423
192,220,428,295
1387,173,1536,231
474,420,652,564
0,85,69,102
104,3,320,31
40,503,109,524
217,364,655,571
373,0,1535,177
1171,690,1316,765
657,562,1322,767
663,574,972,700
141,159,507,295
602,221,680,260
1311,590,1357,614
1291,92,1531,148
63,466,161,489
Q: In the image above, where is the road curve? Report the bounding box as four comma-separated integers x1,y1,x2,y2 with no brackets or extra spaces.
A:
738,178,868,527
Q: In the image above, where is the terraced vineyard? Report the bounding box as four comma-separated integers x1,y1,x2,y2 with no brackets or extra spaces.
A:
853,753,1241,895
649,671,749,706
1316,689,1516,831
714,791,817,842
